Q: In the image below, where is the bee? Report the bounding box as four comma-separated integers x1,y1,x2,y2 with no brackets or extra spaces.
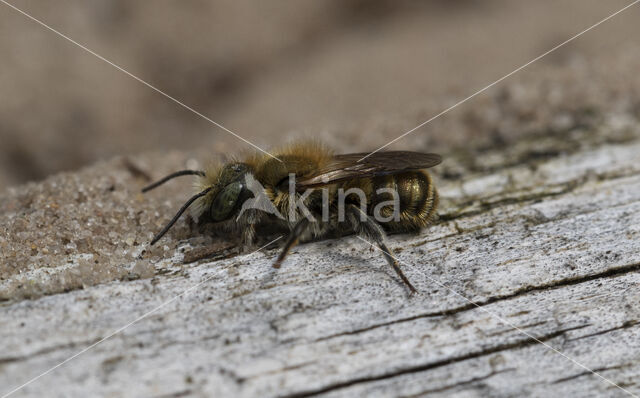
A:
142,142,441,293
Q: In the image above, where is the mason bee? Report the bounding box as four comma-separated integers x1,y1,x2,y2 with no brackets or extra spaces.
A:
143,142,440,293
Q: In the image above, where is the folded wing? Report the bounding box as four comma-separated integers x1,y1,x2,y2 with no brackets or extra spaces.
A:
296,151,441,189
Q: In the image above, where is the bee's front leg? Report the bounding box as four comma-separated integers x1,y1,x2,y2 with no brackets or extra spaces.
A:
239,208,264,250
241,224,256,249
183,241,239,264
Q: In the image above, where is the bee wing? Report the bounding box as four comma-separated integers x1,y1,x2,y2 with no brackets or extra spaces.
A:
296,151,441,189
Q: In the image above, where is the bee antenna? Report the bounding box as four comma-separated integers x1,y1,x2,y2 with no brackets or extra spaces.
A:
150,187,212,245
142,170,206,193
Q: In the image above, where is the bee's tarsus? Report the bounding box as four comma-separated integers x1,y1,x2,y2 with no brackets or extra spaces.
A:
149,187,212,245
141,170,205,193
380,243,418,294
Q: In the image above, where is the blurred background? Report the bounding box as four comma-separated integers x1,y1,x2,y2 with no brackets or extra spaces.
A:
1,0,639,188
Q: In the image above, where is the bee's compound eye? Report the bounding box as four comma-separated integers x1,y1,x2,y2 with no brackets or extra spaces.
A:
210,182,243,221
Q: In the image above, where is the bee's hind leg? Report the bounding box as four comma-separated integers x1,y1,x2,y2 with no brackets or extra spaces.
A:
273,218,310,268
347,205,417,294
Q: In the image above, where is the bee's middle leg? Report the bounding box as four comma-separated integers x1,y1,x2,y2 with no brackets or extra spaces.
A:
273,218,310,268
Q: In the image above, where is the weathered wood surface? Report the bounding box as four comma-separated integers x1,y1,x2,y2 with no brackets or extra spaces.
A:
2,119,640,397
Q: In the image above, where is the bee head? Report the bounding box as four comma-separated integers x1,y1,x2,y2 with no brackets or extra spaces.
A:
208,163,252,222
142,162,253,245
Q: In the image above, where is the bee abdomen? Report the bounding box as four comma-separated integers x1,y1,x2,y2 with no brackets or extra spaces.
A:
370,171,438,232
